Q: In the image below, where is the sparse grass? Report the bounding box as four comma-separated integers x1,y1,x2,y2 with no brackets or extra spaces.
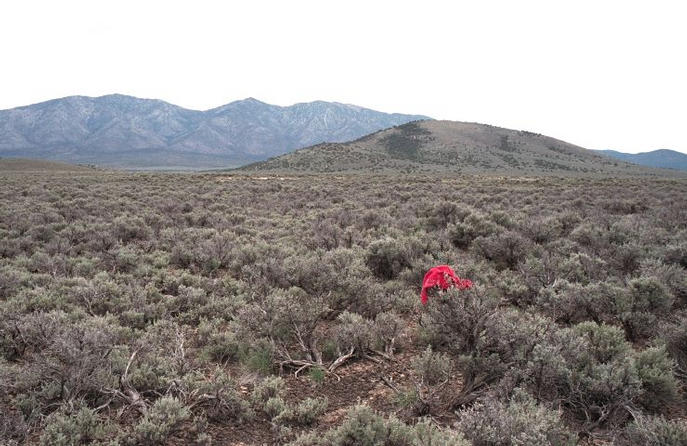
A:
307,367,326,385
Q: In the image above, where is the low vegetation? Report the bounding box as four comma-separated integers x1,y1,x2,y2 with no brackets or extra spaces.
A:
1,171,686,444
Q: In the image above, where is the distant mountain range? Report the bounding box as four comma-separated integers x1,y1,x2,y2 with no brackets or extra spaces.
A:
0,95,428,169
240,120,683,177
595,149,687,171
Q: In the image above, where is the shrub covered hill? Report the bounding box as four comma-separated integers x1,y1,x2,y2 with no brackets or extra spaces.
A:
240,120,685,176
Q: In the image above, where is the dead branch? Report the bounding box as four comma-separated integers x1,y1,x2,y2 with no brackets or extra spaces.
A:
328,346,355,373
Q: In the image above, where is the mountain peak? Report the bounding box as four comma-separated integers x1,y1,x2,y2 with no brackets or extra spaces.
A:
240,97,266,104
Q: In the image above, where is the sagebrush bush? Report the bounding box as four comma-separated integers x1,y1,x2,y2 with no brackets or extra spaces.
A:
133,396,190,445
175,368,251,422
456,388,574,446
660,315,687,380
366,236,417,280
448,212,500,249
619,276,674,341
621,414,687,446
373,311,404,355
526,322,641,427
251,376,286,408
288,404,469,446
421,285,500,353
536,279,628,325
40,406,118,446
0,400,28,444
640,259,687,305
0,265,22,299
634,346,679,411
113,215,151,243
264,396,287,419
11,314,124,420
197,319,239,363
664,241,687,268
472,230,529,270
334,310,374,353
273,397,328,426
412,346,453,385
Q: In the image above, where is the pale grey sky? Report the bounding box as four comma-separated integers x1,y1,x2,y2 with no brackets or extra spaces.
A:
1,0,685,153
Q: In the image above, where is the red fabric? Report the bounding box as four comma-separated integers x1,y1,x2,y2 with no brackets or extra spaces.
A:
420,265,472,304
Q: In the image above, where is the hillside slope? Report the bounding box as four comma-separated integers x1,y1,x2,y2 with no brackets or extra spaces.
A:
596,149,687,171
240,120,682,176
0,95,428,169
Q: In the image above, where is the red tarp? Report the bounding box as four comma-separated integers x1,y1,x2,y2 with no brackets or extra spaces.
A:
420,265,472,304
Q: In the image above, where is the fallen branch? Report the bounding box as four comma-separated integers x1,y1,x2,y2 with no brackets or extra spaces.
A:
380,375,401,394
328,347,355,373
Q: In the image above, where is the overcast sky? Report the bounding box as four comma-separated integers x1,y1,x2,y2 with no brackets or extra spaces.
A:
1,0,685,153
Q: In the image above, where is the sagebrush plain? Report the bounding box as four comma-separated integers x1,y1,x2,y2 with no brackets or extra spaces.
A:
1,170,686,445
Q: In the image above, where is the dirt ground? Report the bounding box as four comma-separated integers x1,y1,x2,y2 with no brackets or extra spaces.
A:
171,346,463,446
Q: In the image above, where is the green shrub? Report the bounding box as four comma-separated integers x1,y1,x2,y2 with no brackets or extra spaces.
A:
127,321,191,394
240,342,274,375
426,200,466,229
523,216,562,244
394,388,421,410
112,215,150,243
558,252,608,283
640,259,687,305
664,242,687,268
0,265,22,299
308,367,326,385
494,268,533,307
453,309,554,408
0,399,27,444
